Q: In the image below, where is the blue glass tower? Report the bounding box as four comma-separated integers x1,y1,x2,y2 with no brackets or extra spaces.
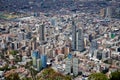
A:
32,51,39,67
37,59,42,71
41,54,47,68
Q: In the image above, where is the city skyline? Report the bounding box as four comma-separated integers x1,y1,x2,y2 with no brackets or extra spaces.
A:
0,0,120,80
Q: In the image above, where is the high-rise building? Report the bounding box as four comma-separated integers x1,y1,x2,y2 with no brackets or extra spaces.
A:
37,59,42,71
76,29,85,52
71,20,85,52
105,7,111,20
32,41,37,50
72,20,77,50
73,58,79,76
32,51,39,67
90,40,98,57
65,58,72,74
65,56,79,76
39,24,46,42
39,45,46,54
41,54,47,68
32,55,37,67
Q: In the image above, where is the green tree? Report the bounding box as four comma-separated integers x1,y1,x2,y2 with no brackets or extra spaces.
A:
110,71,120,80
22,77,32,80
9,50,18,55
37,68,72,80
5,72,20,80
88,73,108,80
0,64,9,71
65,75,72,80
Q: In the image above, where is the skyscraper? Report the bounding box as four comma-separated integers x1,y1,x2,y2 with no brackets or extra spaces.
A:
32,51,39,67
105,7,111,20
41,54,47,68
37,59,42,71
73,58,78,76
39,24,46,42
71,20,85,52
72,20,77,50
32,41,37,50
65,58,72,74
76,29,85,52
90,40,98,57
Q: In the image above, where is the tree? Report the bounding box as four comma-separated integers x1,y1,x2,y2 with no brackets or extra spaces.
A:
22,77,32,80
88,73,108,80
37,68,72,80
9,50,18,55
64,75,72,80
110,71,120,80
5,72,20,80
0,64,9,71
28,67,39,80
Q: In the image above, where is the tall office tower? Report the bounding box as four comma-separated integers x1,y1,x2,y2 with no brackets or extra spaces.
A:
105,7,111,20
39,24,46,42
41,54,47,68
90,40,98,57
76,29,85,52
37,59,42,71
32,51,39,67
65,58,72,74
73,58,78,76
72,20,77,50
32,41,37,50
71,19,85,52
39,45,46,54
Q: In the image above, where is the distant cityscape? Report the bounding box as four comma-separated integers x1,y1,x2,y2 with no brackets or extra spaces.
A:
0,0,120,80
